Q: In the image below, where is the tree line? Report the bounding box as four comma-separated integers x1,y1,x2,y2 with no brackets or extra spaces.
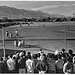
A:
0,16,75,27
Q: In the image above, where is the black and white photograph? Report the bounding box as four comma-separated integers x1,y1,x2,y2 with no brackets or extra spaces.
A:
0,0,75,74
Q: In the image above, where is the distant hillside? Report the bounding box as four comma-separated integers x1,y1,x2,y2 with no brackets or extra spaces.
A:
0,6,65,19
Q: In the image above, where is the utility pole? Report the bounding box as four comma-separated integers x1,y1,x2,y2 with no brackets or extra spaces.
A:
73,13,74,18
2,27,5,57
65,25,69,52
73,13,75,22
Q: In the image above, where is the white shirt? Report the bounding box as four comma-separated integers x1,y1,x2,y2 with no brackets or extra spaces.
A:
73,64,75,73
26,59,35,73
7,58,15,70
15,31,18,34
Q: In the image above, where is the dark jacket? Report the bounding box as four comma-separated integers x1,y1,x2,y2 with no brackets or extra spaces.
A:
36,61,47,72
0,61,5,73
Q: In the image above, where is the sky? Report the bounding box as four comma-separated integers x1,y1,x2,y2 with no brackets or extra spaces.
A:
0,1,75,16
0,1,74,10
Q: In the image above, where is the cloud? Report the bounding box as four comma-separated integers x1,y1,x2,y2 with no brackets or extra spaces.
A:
31,2,75,11
64,3,75,7
31,5,61,10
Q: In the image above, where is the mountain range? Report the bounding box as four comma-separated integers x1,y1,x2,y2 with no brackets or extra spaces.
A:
0,6,65,19
31,2,75,17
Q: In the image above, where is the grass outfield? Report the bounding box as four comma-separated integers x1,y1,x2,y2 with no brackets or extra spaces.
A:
0,22,75,56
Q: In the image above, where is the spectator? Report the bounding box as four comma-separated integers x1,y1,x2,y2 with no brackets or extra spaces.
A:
7,54,15,73
55,55,64,73
32,54,39,73
26,54,35,73
0,57,5,73
37,53,41,61
68,49,74,63
39,49,44,56
62,48,65,54
15,53,19,73
3,57,8,73
47,53,56,73
73,56,75,73
63,57,74,74
18,52,26,73
36,54,48,74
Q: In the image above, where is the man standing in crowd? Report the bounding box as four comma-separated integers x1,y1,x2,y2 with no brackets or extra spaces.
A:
36,54,48,74
63,57,74,74
73,56,75,73
18,52,26,73
0,57,5,73
47,53,56,73
68,49,74,63
26,54,35,73
55,55,64,73
7,55,15,73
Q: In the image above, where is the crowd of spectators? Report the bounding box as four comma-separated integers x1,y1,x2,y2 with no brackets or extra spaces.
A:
0,48,75,74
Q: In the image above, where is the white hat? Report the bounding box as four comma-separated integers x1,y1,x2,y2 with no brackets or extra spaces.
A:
55,50,59,55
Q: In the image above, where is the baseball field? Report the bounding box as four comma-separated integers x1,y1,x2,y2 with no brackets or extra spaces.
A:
0,22,75,56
